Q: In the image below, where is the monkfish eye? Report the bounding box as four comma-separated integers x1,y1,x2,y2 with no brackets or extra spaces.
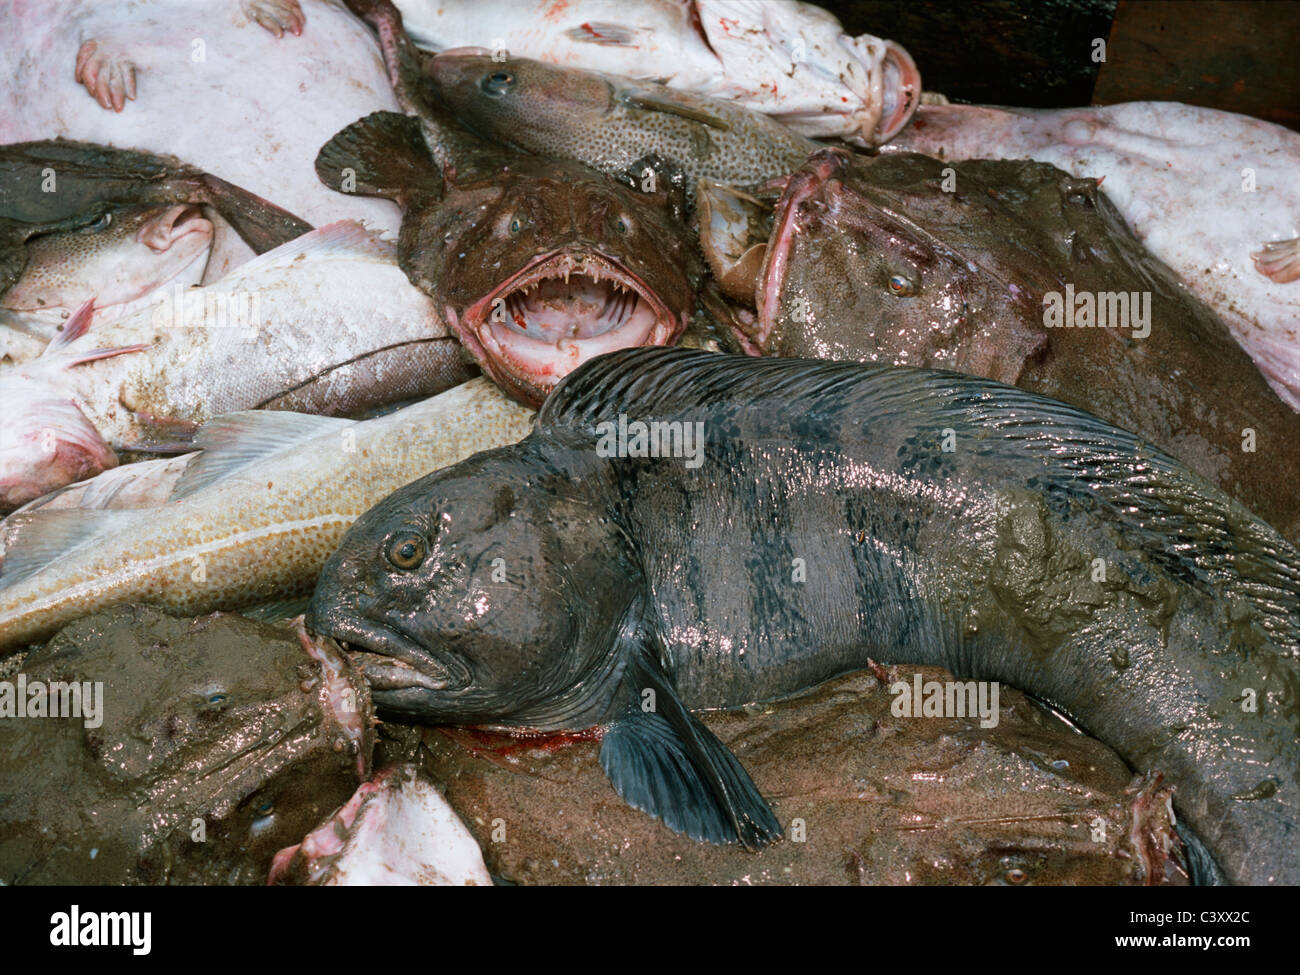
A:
481,71,515,95
386,531,427,570
887,273,917,297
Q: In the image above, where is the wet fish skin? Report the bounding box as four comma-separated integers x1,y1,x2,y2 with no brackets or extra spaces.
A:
0,221,475,511
714,147,1300,547
0,139,311,296
267,762,492,885
320,1,702,406
308,347,1300,885
427,50,817,201
0,377,535,651
393,0,921,145
886,102,1300,410
1,203,212,362
0,606,371,885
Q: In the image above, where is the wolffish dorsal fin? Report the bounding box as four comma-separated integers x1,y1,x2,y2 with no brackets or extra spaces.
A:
315,111,442,206
169,410,355,501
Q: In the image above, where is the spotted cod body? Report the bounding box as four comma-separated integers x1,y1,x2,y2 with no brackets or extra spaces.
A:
309,348,1300,886
0,378,534,651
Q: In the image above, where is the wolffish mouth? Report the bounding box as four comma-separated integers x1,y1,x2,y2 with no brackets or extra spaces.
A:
305,617,470,693
459,250,683,391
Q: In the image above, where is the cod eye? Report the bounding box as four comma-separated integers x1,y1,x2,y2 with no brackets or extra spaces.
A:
887,273,917,297
386,531,426,570
481,71,515,95
84,212,112,232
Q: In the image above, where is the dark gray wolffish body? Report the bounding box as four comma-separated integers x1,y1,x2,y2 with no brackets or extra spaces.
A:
309,348,1300,885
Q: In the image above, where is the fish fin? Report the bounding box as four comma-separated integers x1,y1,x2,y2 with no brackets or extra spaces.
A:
169,410,354,500
563,22,638,46
621,89,731,132
43,299,97,351
1251,236,1300,283
546,349,1300,643
196,172,313,254
599,634,782,848
0,508,133,587
51,343,151,367
211,221,396,282
315,111,441,205
239,596,312,622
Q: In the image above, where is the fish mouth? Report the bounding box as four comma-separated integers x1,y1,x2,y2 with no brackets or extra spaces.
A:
746,148,852,352
455,250,684,404
875,41,922,144
305,614,471,694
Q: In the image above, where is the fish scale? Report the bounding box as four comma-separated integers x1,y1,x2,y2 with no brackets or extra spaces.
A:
0,378,535,650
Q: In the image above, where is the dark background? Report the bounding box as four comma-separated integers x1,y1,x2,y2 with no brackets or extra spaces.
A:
820,0,1300,130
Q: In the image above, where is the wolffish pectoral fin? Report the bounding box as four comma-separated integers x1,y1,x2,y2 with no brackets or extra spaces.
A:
599,646,782,848
1251,236,1300,283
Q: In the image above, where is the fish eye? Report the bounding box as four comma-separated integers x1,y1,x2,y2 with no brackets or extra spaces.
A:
509,217,521,235
207,693,227,704
1004,868,1028,884
887,273,917,297
481,71,515,95
386,531,427,570
255,800,274,816
614,216,630,235
84,212,112,232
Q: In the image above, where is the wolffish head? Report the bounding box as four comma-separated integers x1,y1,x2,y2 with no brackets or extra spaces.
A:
306,442,633,728
717,148,1052,382
411,160,693,407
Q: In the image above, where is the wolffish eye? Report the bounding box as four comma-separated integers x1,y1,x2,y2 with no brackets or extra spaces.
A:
481,71,515,95
386,531,427,571
887,273,917,297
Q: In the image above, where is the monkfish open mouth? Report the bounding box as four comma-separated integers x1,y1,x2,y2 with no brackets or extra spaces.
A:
455,250,684,401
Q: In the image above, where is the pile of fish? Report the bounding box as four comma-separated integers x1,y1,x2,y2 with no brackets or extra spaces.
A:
0,0,1296,887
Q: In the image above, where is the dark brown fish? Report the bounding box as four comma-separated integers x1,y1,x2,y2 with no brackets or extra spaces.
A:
317,0,709,406
0,609,371,885
703,148,1300,544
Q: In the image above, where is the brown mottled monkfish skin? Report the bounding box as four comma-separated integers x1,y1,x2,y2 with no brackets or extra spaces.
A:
701,148,1300,545
317,0,712,407
0,608,372,885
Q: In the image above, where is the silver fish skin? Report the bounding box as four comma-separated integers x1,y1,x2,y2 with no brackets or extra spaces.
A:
0,377,535,651
0,220,474,510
